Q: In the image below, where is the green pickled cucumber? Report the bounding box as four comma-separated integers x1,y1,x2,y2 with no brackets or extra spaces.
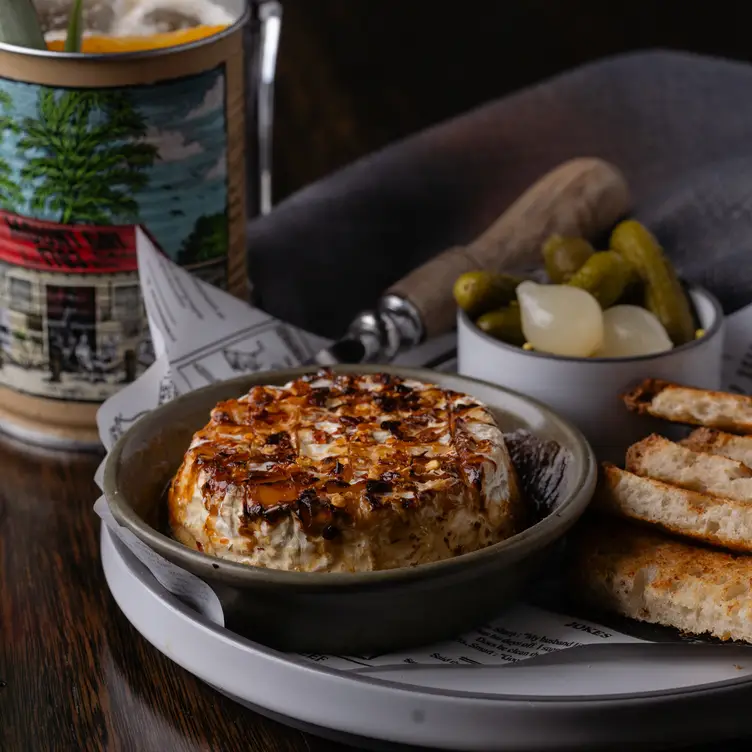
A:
542,235,595,283
453,271,523,318
565,251,637,309
609,220,695,345
475,305,526,346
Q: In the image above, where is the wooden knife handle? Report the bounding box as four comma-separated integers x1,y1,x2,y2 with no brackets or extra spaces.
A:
386,157,631,339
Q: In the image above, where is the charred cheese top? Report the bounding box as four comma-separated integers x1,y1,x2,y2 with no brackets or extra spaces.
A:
168,370,525,572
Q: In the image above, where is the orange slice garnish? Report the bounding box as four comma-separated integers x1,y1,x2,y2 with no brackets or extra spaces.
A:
46,26,228,54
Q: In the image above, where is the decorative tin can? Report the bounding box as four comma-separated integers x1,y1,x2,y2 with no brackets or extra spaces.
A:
0,0,281,448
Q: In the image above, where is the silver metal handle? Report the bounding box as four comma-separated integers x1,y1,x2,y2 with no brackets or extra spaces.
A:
256,0,282,216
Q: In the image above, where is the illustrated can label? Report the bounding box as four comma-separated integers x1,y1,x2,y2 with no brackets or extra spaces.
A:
0,24,248,405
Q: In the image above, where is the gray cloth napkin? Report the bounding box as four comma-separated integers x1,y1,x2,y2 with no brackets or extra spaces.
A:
246,49,752,338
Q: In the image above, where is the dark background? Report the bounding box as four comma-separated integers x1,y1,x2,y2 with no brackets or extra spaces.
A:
272,1,751,202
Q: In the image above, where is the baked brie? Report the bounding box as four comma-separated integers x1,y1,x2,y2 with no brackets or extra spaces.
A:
168,371,525,572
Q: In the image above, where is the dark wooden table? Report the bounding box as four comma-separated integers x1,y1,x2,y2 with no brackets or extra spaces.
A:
0,430,749,752
0,433,352,752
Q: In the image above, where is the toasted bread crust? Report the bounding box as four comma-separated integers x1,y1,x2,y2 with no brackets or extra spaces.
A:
621,378,673,415
680,427,731,452
568,514,752,642
576,383,752,642
622,380,752,434
624,433,666,472
594,463,752,553
682,428,752,468
624,434,752,502
627,432,752,480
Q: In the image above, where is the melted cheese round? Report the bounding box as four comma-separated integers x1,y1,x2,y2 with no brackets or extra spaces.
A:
168,371,525,572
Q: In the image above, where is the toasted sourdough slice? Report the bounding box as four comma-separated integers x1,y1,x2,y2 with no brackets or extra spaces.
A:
682,428,752,467
622,379,752,434
568,514,752,643
595,464,752,553
625,434,752,502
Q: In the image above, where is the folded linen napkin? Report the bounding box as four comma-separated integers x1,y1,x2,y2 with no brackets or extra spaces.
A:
246,49,752,338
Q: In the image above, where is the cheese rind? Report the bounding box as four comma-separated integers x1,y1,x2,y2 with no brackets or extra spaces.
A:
169,371,525,572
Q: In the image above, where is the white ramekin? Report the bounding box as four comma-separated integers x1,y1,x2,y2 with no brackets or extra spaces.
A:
457,288,725,458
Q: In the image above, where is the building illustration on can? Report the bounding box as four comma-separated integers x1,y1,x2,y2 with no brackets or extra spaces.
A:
0,62,239,404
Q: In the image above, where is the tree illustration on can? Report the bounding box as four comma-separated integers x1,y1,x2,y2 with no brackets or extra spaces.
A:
0,1,280,448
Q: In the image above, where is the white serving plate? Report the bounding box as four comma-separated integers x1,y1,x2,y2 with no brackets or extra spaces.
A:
101,525,752,751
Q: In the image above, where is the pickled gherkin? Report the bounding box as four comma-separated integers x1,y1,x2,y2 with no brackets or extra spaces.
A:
609,220,695,345
453,271,523,318
566,251,636,309
475,304,526,346
542,235,595,283
644,284,695,345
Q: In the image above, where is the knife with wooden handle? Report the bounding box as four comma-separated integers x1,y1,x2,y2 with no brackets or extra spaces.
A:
310,157,632,366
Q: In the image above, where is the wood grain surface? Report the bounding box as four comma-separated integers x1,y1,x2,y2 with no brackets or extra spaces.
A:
1,433,751,752
0,434,351,752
